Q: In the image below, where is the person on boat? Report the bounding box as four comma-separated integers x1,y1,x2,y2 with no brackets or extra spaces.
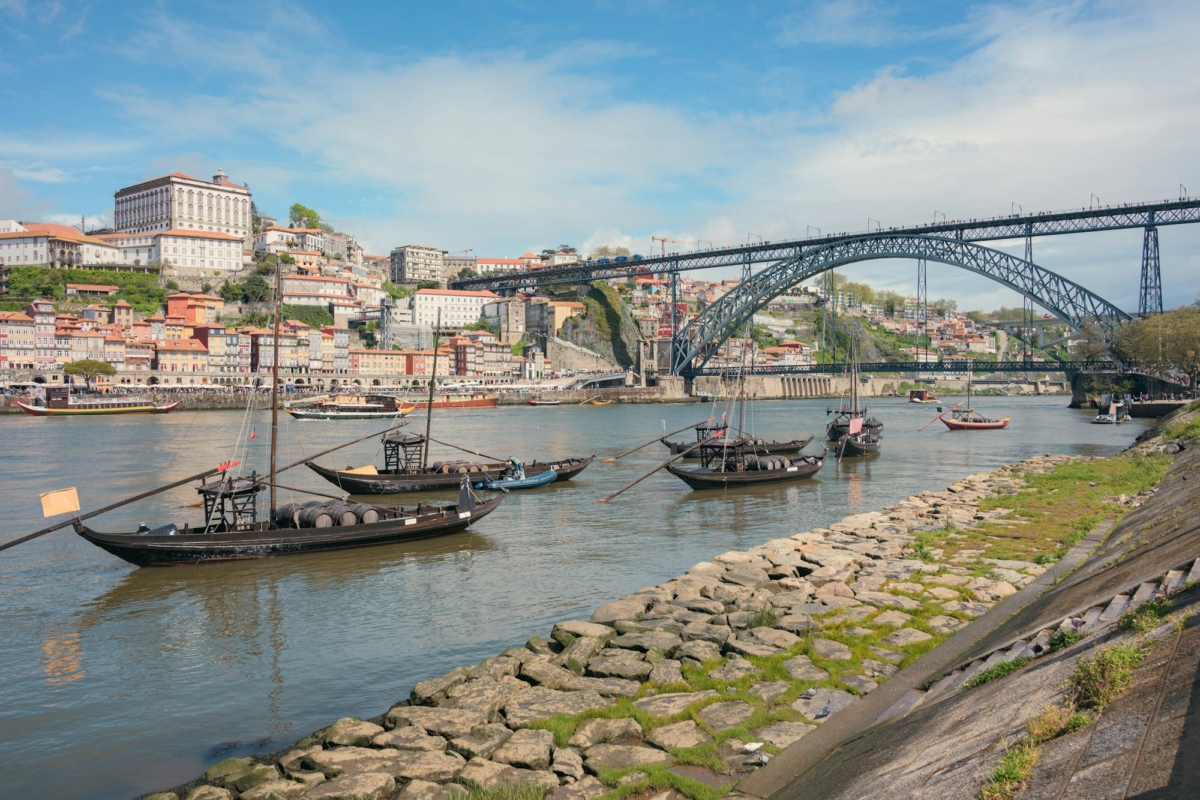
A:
500,457,525,481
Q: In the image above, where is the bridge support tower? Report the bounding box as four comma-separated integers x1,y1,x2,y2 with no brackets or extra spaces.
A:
1139,224,1162,315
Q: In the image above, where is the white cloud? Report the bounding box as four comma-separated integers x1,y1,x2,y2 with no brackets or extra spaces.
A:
0,168,33,217
46,211,110,229
21,0,1200,311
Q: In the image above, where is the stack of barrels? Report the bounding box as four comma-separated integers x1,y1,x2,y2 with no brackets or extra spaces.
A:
430,460,491,474
729,454,791,472
275,500,381,528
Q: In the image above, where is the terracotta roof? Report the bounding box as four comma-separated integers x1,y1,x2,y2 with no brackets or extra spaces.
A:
0,311,34,323
115,172,248,193
3,223,115,247
156,339,208,352
113,300,132,307
160,228,244,241
66,283,119,292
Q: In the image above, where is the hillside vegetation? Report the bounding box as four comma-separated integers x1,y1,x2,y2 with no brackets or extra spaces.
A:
3,266,168,313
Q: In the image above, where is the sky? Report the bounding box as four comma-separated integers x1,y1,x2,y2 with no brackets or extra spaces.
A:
2,0,1199,312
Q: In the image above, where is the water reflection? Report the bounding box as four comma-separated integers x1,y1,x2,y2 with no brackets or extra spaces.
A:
41,632,84,685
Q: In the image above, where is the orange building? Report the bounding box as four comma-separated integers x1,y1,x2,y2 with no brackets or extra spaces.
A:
166,292,225,325
154,339,209,372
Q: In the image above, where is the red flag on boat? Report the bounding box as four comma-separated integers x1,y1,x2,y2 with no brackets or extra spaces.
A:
217,460,242,472
249,426,256,440
848,418,863,435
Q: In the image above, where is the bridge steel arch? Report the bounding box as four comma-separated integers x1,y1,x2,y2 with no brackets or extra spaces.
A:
671,234,1132,376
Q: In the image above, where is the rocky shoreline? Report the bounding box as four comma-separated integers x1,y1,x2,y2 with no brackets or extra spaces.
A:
145,454,1084,800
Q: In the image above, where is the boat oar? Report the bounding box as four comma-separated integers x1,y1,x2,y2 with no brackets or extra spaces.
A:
602,418,715,463
0,421,407,554
919,402,963,432
599,434,723,504
262,482,350,503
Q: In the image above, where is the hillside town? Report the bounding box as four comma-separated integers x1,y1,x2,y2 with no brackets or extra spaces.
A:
0,166,1061,388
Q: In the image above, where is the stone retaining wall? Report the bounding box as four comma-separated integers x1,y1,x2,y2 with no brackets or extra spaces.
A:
146,455,1079,800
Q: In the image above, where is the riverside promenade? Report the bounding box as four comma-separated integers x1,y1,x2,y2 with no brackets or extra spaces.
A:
142,447,1126,800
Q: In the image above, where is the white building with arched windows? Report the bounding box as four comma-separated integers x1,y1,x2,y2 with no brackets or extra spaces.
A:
113,168,252,245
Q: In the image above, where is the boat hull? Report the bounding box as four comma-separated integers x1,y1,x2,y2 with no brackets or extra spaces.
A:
17,400,179,416
308,455,594,494
661,436,814,458
666,454,825,490
941,416,1010,430
73,495,505,567
287,408,410,420
526,399,563,406
838,435,881,456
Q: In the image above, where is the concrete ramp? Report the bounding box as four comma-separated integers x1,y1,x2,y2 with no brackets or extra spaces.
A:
739,442,1200,800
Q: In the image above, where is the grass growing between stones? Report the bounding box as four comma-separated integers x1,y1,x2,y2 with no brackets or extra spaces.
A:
964,657,1032,688
1119,598,1173,633
978,737,1040,800
912,454,1169,566
592,763,727,800
1048,629,1087,652
1064,642,1146,712
465,785,549,800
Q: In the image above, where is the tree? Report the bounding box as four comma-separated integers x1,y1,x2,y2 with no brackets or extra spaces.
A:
1116,302,1200,384
589,245,631,259
289,203,321,229
540,245,577,258
457,267,479,278
416,280,440,290
242,274,272,303
64,359,116,388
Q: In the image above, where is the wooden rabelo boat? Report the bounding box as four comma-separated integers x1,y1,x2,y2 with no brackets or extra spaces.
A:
834,344,882,457
939,373,1009,431
18,386,179,416
908,388,939,404
666,438,826,489
74,475,503,566
308,432,594,494
825,408,883,440
58,263,506,567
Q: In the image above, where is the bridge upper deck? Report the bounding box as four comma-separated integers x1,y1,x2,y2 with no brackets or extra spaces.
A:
451,198,1200,292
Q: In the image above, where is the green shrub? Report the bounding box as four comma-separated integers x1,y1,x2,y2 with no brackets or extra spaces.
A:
1118,598,1172,633
1065,643,1145,711
979,737,1039,800
965,657,1032,688
1048,629,1086,652
1025,704,1091,744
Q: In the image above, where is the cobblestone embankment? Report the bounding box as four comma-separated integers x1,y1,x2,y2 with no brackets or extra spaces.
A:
145,454,1090,800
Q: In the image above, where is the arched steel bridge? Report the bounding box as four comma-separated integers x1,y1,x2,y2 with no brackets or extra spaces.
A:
671,234,1130,376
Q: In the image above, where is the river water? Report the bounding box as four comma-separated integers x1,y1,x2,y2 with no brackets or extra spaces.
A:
0,396,1151,799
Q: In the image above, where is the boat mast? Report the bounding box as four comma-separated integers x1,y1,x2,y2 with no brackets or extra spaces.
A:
422,308,441,470
269,254,283,514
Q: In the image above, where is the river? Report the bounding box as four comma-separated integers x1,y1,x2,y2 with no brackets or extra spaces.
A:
0,396,1151,799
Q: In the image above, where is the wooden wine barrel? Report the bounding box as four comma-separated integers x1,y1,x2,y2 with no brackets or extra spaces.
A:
324,502,359,526
274,503,301,527
297,507,334,528
348,503,380,524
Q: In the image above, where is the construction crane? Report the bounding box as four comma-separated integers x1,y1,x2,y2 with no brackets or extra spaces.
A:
651,236,693,257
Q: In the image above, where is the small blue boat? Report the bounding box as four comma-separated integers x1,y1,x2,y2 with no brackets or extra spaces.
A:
475,469,558,491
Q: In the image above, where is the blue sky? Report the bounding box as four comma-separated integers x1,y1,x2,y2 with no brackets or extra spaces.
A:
3,0,1199,311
